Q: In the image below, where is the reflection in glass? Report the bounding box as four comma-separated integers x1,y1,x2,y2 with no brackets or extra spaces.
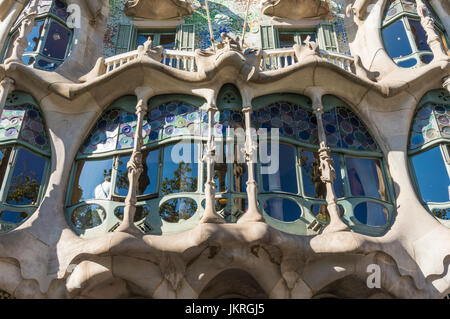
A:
6,148,46,205
0,210,27,223
412,146,450,203
234,198,248,215
311,204,344,222
201,198,228,212
71,158,113,204
159,34,176,49
279,33,296,48
25,20,45,53
0,147,12,190
408,19,431,51
262,144,297,194
203,144,228,192
346,157,387,200
160,198,198,223
382,20,413,59
264,198,301,222
114,205,150,222
354,202,388,226
115,149,159,196
42,21,71,59
71,204,106,230
161,143,198,195
432,208,450,220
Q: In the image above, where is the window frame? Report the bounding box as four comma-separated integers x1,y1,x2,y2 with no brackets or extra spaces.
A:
135,29,177,50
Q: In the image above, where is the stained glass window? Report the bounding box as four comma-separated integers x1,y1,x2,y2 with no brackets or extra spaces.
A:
2,0,72,71
382,0,449,68
0,92,50,234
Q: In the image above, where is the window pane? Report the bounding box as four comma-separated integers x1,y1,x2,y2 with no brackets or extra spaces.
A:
300,33,316,44
71,158,113,204
138,34,153,47
431,208,450,220
0,147,12,190
0,210,28,224
262,144,298,194
279,33,296,48
159,34,176,49
71,204,106,230
115,149,160,197
42,20,71,59
412,146,450,203
354,202,388,226
114,205,150,222
160,198,197,223
397,57,417,68
161,143,198,195
203,144,228,192
6,148,46,205
408,19,431,51
382,20,413,59
25,20,45,53
311,204,344,222
346,157,387,200
264,198,301,222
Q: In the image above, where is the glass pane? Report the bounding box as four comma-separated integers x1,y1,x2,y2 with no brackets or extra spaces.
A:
300,151,343,198
161,143,198,195
25,20,45,53
71,204,106,230
201,198,228,212
159,34,176,49
397,58,417,68
346,157,387,200
311,204,345,222
264,198,301,222
138,34,154,47
279,33,296,48
160,198,197,223
51,0,69,21
408,19,431,51
234,198,248,214
412,146,450,203
382,20,413,59
300,33,316,44
6,148,46,205
114,205,150,222
203,144,228,192
71,158,113,204
262,144,298,194
0,147,12,190
354,202,388,226
42,20,71,59
431,208,450,220
0,210,27,223
420,54,433,64
115,149,160,197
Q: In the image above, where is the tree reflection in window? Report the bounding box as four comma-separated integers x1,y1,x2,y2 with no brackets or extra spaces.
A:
160,198,198,223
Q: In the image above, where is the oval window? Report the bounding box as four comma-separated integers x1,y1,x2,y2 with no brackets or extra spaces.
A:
353,202,388,227
160,198,198,223
71,204,106,230
114,205,150,222
264,198,301,222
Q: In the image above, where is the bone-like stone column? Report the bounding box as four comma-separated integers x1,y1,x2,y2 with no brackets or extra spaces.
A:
237,104,264,224
115,88,153,235
0,77,15,115
307,88,349,233
416,0,449,62
200,103,225,224
4,0,38,65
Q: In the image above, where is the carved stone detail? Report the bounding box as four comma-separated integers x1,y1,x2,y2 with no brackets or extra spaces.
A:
262,0,330,20
124,0,193,20
0,77,15,115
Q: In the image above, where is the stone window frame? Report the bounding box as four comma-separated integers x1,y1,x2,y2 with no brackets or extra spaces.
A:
0,91,51,234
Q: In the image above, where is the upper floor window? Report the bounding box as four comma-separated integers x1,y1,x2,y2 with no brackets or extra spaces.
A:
0,92,51,233
251,94,394,236
382,0,449,68
136,30,177,50
409,89,450,225
1,0,73,71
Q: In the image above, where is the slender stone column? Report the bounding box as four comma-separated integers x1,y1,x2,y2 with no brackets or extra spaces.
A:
4,0,38,65
200,103,225,224
416,0,449,62
237,105,264,224
308,88,349,233
0,77,15,115
115,89,152,235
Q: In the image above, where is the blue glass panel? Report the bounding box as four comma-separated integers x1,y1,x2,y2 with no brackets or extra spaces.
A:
160,198,197,223
397,58,417,68
382,20,413,59
37,58,60,70
431,208,450,220
0,210,27,223
420,54,433,64
261,144,298,194
42,20,71,59
264,198,301,222
114,205,150,222
71,204,106,230
354,202,388,226
51,0,69,21
72,158,113,203
412,146,450,203
408,19,431,51
161,143,198,195
6,148,46,205
25,20,45,53
346,157,387,200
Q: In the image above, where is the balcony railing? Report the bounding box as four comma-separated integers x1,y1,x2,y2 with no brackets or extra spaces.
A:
102,47,354,75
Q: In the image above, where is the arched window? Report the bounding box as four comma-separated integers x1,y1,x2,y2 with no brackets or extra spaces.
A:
1,0,73,71
409,89,450,227
382,0,449,68
252,94,394,236
67,95,207,237
0,91,51,233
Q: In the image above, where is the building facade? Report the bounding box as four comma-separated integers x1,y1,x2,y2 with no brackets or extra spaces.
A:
0,0,449,299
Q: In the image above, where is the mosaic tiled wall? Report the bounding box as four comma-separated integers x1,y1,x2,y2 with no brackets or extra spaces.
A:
103,0,350,57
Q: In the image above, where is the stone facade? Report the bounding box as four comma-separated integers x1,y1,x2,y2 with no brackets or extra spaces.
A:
0,0,448,299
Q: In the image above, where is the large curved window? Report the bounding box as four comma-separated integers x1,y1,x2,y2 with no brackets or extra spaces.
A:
67,95,207,237
409,89,450,226
1,0,73,71
252,94,394,236
0,91,51,233
382,0,449,68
